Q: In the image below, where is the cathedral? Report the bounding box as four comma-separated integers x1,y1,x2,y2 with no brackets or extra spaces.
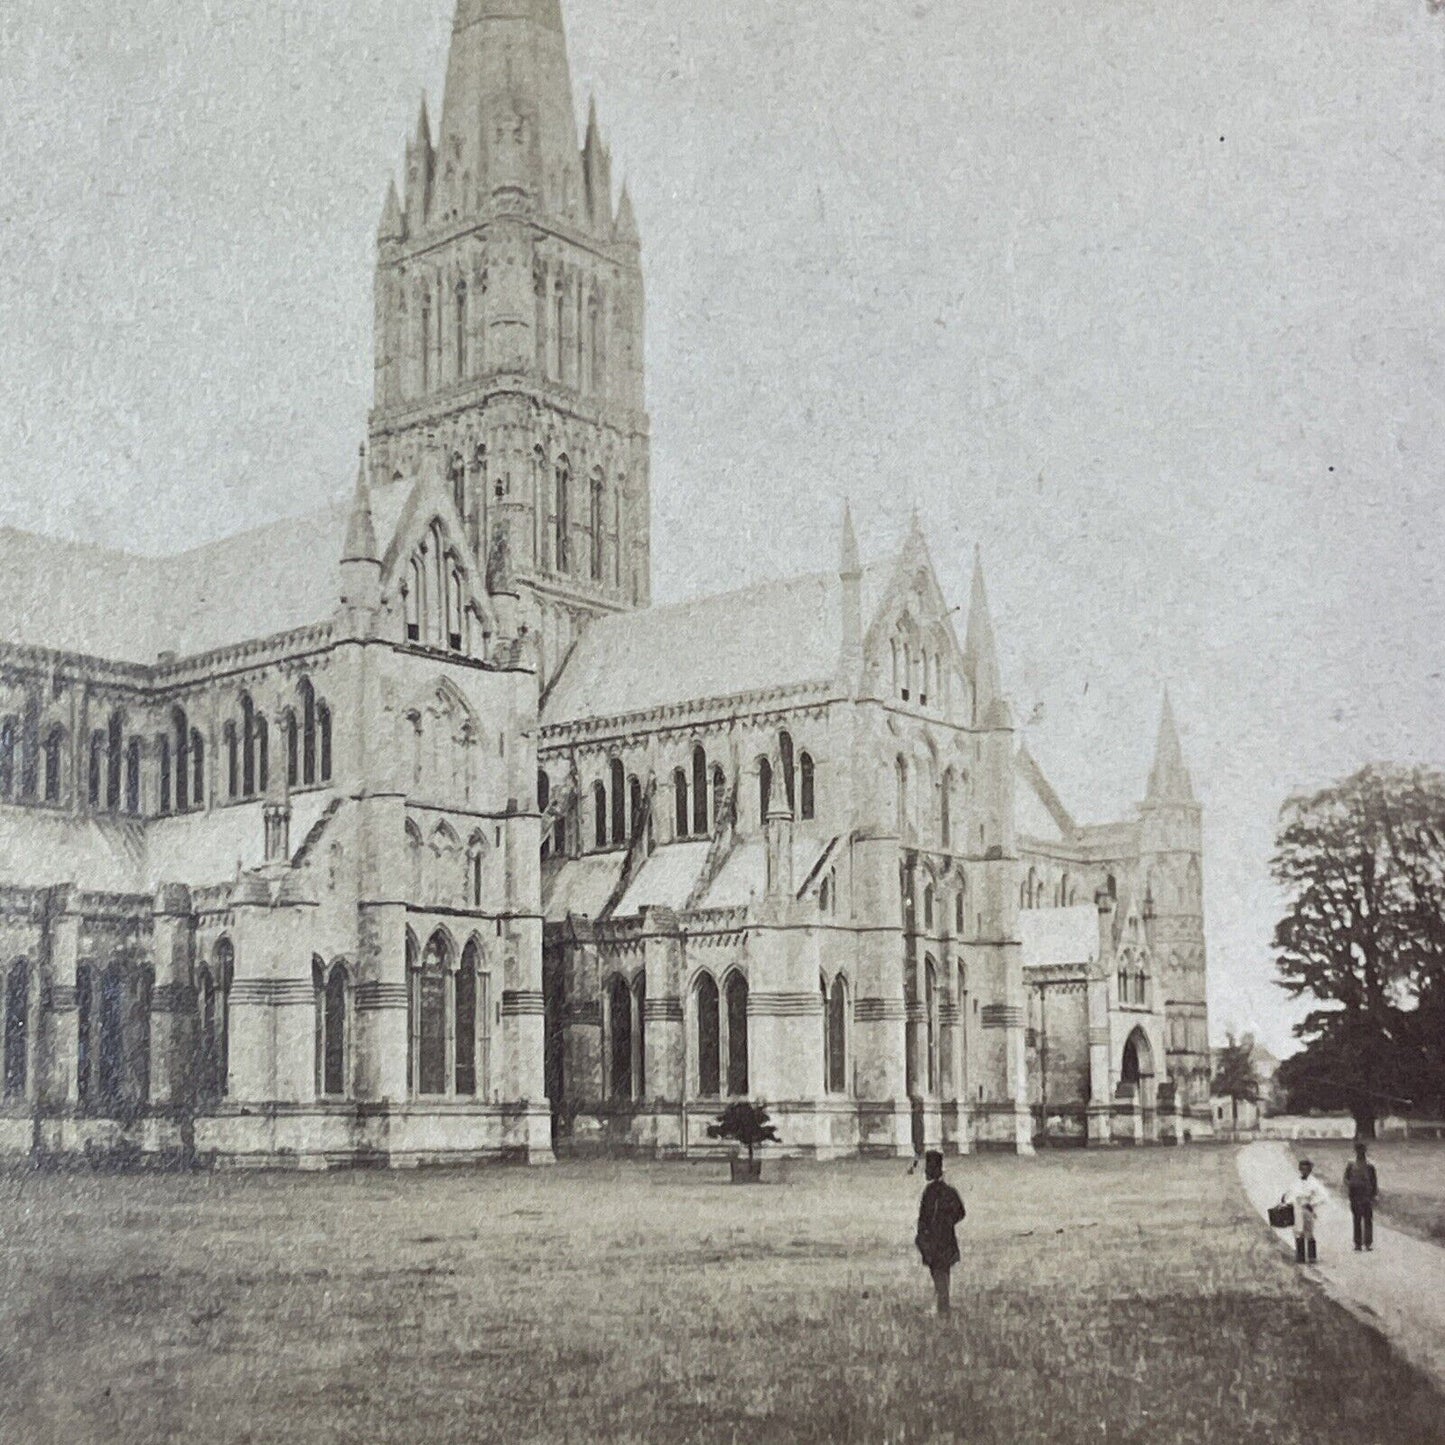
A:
0,0,1210,1167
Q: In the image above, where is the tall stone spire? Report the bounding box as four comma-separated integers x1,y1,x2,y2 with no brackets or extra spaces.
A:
963,548,1004,720
1145,690,1196,805
370,0,651,676
433,0,583,222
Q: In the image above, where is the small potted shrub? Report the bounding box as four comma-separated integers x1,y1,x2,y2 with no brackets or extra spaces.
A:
707,1101,780,1183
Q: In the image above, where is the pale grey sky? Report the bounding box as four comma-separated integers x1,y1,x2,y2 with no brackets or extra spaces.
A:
2,1,1443,1054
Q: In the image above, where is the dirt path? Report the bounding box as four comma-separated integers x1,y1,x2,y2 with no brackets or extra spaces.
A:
1238,1139,1445,1393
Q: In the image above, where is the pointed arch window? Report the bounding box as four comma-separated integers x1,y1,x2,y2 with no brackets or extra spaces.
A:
711,764,726,826
456,941,483,1098
412,931,450,1096
554,459,571,572
629,775,643,840
190,729,204,807
255,715,269,794
285,711,299,788
691,744,708,836
758,757,772,826
590,469,605,582
319,962,349,1098
468,835,485,907
925,958,939,1094
318,702,333,782
725,973,750,1097
448,567,465,651
605,973,633,1101
171,708,190,812
694,973,721,1098
42,727,63,804
941,768,953,849
455,281,468,380
125,739,141,816
673,767,689,839
300,678,317,785
157,735,173,814
406,558,422,642
778,732,795,811
593,780,608,849
106,712,124,810
240,695,256,796
799,752,815,821
0,718,14,800
200,941,233,1102
633,971,647,1098
610,758,626,844
420,293,432,392
224,722,238,799
895,756,908,838
827,974,848,1095
88,731,103,808
3,960,29,1100
590,296,605,393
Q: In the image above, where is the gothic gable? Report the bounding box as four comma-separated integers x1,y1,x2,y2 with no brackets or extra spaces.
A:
860,531,967,711
378,467,496,650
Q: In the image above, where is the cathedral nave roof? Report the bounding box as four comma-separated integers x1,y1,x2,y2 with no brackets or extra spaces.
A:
541,558,896,727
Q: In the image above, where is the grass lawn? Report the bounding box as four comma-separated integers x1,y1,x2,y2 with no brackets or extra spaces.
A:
1291,1139,1445,1244
1,1146,1441,1444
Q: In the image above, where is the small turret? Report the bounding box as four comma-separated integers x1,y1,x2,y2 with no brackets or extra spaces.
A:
615,182,640,247
340,446,383,630
838,502,862,689
764,738,794,900
378,177,405,244
963,548,1008,727
1145,689,1196,805
582,95,613,227
405,96,434,228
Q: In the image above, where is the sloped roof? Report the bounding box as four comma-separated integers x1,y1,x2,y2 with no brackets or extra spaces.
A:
541,852,624,922
0,809,146,893
543,557,895,726
0,504,348,664
616,840,712,914
0,791,337,895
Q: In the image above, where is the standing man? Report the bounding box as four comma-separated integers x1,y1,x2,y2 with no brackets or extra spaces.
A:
1344,1142,1379,1252
1282,1157,1329,1264
914,1150,966,1316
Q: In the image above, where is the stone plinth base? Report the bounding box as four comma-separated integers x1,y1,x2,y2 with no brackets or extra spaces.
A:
0,1102,558,1170
971,1102,1035,1155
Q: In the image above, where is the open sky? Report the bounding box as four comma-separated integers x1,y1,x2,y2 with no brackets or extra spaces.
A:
2,1,1443,1054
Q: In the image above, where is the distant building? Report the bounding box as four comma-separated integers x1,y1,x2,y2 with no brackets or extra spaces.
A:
0,0,1210,1165
1210,1038,1282,1134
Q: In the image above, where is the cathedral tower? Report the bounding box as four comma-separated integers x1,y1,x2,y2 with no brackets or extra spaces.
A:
1138,692,1210,1129
369,0,651,684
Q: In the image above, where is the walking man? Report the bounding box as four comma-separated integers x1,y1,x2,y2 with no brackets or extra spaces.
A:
1281,1157,1329,1264
914,1150,966,1315
1344,1142,1379,1252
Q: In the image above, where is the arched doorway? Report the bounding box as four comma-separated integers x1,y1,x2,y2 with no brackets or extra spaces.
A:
1121,1026,1158,1141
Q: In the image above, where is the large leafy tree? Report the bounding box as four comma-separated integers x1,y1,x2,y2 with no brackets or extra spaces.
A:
1272,765,1445,1134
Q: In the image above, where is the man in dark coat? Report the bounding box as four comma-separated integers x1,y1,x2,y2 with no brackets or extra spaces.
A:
1344,1142,1379,1252
914,1150,965,1315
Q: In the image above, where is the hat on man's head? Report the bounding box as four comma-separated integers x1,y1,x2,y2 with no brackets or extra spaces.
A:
924,1149,944,1177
